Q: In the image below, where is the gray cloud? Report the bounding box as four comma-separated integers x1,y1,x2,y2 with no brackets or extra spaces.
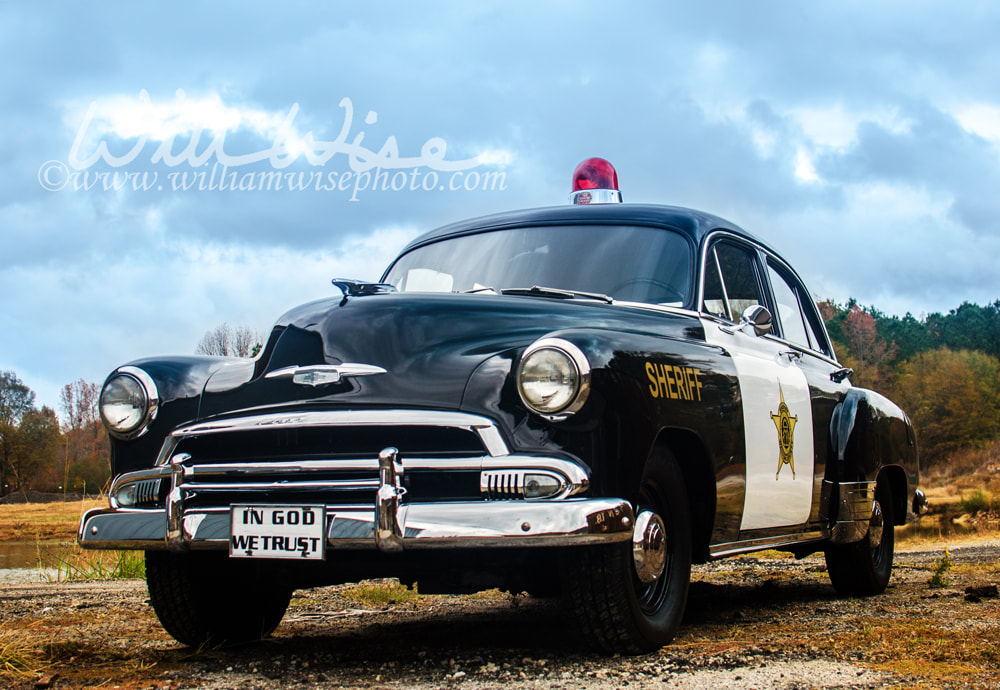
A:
817,101,1000,237
4,1,1000,408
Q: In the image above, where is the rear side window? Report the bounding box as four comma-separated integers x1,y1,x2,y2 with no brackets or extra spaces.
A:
767,264,811,348
766,260,832,357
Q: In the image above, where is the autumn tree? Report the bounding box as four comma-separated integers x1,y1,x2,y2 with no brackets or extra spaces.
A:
817,299,842,326
891,348,1000,467
196,323,263,358
8,407,61,492
60,379,109,494
0,370,37,496
839,305,897,391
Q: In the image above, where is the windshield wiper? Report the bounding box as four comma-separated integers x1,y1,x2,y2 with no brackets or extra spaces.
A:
500,286,613,304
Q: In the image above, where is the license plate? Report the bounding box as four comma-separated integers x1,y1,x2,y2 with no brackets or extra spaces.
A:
229,504,326,560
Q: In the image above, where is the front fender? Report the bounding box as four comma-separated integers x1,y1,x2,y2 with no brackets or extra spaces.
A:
106,356,232,475
459,324,736,510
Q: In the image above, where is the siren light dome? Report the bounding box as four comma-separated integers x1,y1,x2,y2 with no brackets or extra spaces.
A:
570,157,623,205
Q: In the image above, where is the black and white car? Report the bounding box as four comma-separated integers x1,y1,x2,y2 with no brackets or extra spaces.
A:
81,158,925,654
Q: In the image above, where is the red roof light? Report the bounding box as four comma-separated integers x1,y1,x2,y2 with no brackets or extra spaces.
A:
570,157,623,205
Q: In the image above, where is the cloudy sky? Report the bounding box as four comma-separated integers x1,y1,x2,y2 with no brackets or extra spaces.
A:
3,1,1000,411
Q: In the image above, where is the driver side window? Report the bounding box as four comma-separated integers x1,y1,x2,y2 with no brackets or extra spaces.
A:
703,241,765,322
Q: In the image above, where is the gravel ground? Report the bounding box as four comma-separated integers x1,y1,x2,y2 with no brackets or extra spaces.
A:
1,539,998,689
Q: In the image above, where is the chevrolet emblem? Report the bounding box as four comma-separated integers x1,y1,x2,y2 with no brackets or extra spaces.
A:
264,363,387,387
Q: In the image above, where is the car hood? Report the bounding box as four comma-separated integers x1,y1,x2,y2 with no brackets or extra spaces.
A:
198,292,701,417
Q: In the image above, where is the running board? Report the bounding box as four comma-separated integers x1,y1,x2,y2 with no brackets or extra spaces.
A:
708,530,826,559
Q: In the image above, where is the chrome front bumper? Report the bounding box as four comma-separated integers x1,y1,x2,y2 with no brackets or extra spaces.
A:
79,409,634,553
78,497,634,552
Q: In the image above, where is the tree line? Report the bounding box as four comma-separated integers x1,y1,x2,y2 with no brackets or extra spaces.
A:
0,373,108,498
1,305,997,497
820,299,1000,467
0,324,262,498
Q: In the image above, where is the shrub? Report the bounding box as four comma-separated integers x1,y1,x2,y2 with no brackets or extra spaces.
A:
928,548,953,589
960,490,990,514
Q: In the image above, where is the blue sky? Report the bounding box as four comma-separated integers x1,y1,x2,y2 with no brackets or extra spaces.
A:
3,2,1000,412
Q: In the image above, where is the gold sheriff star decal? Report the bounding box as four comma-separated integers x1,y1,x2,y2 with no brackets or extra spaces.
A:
770,383,798,480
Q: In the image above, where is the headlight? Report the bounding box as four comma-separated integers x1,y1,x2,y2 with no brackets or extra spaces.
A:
99,367,159,439
517,338,591,418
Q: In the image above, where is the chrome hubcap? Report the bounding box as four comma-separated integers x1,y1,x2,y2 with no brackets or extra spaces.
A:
632,510,667,583
868,500,884,545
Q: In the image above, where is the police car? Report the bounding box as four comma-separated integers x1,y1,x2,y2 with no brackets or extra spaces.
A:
80,158,925,654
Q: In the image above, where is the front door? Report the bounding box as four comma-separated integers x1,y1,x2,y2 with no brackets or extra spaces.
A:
701,238,815,531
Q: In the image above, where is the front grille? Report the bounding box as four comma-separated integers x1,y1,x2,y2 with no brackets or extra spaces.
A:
160,410,507,508
180,464,381,508
173,424,486,463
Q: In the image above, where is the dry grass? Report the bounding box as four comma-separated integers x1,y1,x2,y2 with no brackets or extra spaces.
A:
44,547,146,581
0,628,46,679
0,610,172,688
842,619,1000,686
901,444,1000,546
2,541,998,688
340,579,420,607
0,499,103,542
685,550,1000,688
922,440,1000,494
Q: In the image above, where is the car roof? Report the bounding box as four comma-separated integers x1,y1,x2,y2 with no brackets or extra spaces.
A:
397,203,772,256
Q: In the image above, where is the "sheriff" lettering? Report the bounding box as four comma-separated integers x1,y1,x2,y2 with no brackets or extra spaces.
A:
646,362,703,401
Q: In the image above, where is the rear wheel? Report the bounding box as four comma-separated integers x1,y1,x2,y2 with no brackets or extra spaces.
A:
146,551,291,647
825,480,895,596
562,449,692,654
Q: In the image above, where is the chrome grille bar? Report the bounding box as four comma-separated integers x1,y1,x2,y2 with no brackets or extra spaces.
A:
155,409,510,465
178,480,378,492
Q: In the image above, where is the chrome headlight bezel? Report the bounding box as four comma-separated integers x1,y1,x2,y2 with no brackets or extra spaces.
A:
516,338,591,420
99,366,159,440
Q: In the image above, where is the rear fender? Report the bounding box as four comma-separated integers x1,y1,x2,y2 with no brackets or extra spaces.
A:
824,388,917,530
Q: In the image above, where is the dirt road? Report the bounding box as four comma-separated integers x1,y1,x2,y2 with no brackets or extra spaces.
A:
2,539,998,689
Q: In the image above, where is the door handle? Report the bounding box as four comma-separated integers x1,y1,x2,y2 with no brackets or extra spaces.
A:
779,350,803,362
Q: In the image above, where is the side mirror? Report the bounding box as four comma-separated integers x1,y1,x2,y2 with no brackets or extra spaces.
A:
740,305,772,337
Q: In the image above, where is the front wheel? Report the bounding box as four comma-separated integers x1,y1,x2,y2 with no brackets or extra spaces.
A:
825,480,895,596
561,449,692,654
146,551,292,647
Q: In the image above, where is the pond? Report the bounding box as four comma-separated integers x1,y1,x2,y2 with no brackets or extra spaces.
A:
894,513,1000,543
0,540,76,583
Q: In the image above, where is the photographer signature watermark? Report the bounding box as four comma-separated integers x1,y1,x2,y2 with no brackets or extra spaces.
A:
38,90,508,200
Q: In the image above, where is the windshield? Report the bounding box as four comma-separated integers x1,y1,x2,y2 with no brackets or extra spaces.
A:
382,225,693,307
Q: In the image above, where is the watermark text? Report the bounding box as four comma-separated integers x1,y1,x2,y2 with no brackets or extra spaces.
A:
39,90,509,199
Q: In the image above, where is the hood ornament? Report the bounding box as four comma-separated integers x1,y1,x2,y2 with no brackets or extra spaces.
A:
265,363,387,387
332,278,396,297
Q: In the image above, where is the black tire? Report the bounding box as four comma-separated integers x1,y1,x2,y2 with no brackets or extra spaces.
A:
145,551,292,647
825,480,895,596
562,449,692,654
